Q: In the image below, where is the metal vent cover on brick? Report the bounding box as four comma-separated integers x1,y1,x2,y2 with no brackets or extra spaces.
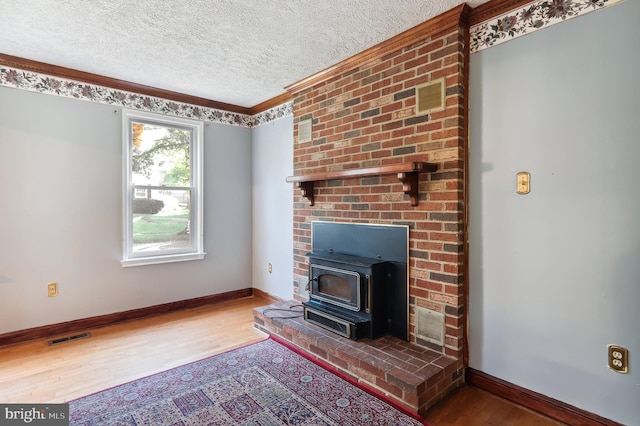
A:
298,119,312,143
416,78,445,114
298,276,310,299
415,307,445,345
49,332,91,346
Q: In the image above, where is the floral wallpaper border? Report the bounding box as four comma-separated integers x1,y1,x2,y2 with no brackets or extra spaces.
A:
0,65,292,128
253,101,293,127
470,0,623,53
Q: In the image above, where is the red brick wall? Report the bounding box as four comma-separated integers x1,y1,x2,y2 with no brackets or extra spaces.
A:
290,16,467,359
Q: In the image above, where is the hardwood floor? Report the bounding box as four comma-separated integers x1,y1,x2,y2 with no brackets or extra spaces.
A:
0,295,268,404
0,294,563,425
425,386,563,425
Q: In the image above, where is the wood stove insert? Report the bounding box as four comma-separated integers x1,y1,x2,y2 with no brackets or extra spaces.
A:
303,222,409,341
304,252,391,340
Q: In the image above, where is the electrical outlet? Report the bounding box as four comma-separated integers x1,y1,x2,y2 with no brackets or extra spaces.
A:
608,345,629,373
47,282,58,297
268,263,273,274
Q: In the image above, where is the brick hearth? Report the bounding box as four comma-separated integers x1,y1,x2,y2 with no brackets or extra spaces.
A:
254,301,464,416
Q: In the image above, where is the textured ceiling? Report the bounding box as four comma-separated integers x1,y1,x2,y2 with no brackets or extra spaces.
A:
0,0,491,108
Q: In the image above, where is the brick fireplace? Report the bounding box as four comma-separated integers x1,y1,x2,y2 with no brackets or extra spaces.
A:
256,4,470,415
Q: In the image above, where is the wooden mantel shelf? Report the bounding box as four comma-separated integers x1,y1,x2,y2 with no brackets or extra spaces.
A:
286,161,437,207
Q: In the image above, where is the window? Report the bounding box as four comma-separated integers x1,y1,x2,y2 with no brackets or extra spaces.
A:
121,110,205,267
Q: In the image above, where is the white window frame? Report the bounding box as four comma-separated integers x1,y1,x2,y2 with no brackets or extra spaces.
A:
121,109,205,267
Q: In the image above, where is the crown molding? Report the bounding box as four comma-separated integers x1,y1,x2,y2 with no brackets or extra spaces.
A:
250,92,294,115
1,3,474,119
3,0,611,117
0,53,253,116
284,4,471,96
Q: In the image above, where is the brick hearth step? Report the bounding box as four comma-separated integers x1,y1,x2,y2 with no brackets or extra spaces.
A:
253,301,463,417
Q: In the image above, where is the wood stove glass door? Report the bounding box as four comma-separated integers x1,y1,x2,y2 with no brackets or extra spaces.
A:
309,264,360,311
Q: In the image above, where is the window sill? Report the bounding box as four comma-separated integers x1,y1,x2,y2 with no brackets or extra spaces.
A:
121,252,207,268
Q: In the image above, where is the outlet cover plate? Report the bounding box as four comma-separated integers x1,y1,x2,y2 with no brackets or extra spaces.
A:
608,344,629,373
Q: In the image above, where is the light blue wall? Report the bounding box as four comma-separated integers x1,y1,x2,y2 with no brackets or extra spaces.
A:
0,87,253,334
251,116,294,301
468,1,640,424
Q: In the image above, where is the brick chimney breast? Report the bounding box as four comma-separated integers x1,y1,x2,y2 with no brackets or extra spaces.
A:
289,8,468,360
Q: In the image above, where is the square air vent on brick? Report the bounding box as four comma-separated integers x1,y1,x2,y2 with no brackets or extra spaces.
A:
415,306,445,346
298,119,312,143
416,78,445,114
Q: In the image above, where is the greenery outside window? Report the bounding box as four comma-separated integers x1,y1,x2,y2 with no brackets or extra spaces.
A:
121,110,205,267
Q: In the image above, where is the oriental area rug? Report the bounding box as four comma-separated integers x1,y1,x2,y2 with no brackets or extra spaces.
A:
69,337,426,425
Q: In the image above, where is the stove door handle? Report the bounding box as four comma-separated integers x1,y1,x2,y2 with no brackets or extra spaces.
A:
307,276,317,292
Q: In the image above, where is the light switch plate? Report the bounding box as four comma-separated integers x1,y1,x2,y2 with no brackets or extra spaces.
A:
517,171,530,194
47,282,58,297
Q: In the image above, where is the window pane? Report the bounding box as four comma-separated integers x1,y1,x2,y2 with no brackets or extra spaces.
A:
131,122,191,187
132,189,191,254
122,109,204,267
